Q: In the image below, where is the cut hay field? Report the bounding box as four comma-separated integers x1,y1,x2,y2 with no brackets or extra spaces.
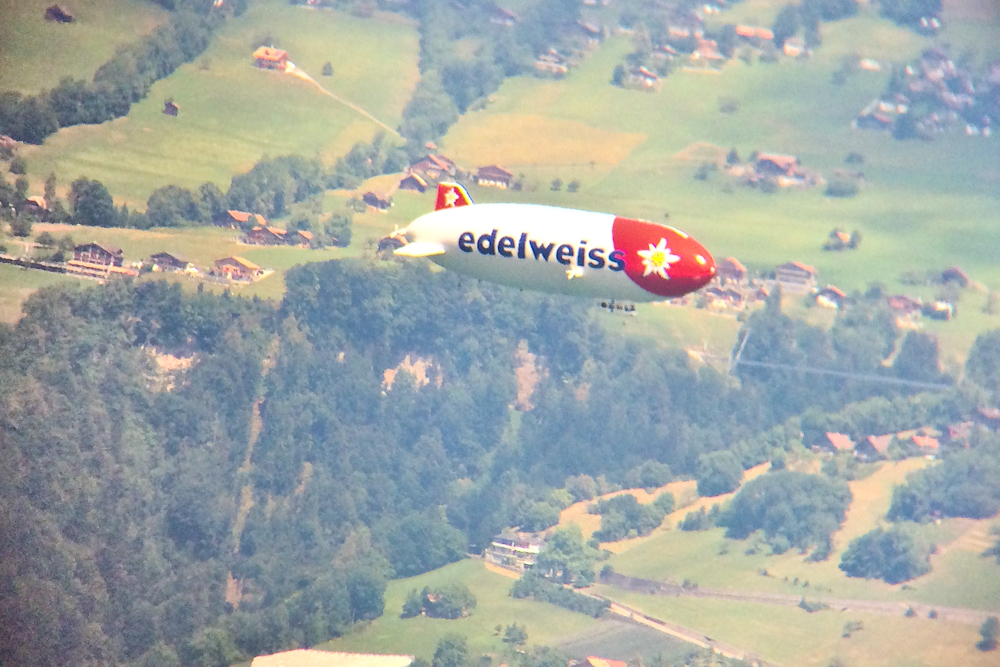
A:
592,588,998,667
20,0,419,206
0,0,168,95
604,458,1000,610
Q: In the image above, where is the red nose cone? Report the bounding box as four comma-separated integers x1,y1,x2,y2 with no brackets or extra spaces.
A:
611,217,716,299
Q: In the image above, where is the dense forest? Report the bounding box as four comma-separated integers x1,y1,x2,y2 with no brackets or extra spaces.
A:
3,255,999,666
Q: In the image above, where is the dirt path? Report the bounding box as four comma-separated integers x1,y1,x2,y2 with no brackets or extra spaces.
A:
286,63,400,137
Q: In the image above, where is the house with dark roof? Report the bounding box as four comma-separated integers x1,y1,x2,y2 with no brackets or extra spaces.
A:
398,173,428,193
716,257,747,283
247,226,288,245
74,243,123,267
775,261,817,293
215,256,261,281
816,285,847,309
362,192,392,211
475,165,514,189
149,252,189,272
755,153,801,177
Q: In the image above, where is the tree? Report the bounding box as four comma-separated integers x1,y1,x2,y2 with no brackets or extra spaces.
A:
10,212,33,237
978,617,999,651
70,178,118,227
433,634,468,667
612,64,626,87
893,331,943,383
503,623,527,645
535,525,598,586
322,62,333,76
965,330,1000,397
771,4,800,48
696,451,742,497
839,527,931,583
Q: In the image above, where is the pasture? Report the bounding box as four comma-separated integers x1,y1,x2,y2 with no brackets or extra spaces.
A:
0,0,167,95
317,559,599,659
439,11,1000,359
0,263,81,322
592,588,998,667
20,0,420,206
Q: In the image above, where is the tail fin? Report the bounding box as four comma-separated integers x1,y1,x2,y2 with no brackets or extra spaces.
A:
435,182,474,211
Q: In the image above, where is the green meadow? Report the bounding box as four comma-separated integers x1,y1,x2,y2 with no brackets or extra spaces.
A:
21,0,420,206
0,0,168,95
318,559,600,659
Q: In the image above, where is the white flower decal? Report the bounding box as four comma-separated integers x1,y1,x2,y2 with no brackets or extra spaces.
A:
443,187,459,207
637,237,680,279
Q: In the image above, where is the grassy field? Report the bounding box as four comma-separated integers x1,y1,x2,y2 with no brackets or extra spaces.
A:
0,0,168,95
438,9,1000,361
20,0,420,206
0,262,83,322
604,458,1000,610
592,588,998,667
318,559,599,659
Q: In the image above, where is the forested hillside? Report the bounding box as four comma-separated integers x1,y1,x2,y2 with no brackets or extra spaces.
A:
3,255,995,667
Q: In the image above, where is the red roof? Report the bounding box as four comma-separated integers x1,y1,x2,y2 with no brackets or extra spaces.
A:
587,658,627,667
912,435,939,450
826,432,855,451
867,434,892,454
253,46,288,62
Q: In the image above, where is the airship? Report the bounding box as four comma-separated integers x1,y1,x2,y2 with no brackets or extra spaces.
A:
392,182,716,302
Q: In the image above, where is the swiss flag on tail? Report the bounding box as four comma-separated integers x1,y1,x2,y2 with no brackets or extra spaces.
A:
435,182,474,210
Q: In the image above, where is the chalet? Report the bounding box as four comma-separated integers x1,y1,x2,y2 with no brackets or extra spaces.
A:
247,226,288,245
45,5,73,22
362,192,392,211
250,650,414,667
941,266,970,288
816,285,847,309
626,66,660,90
862,434,892,459
221,209,266,229
911,435,939,452
691,37,723,64
705,287,743,308
163,101,179,117
976,407,1000,430
215,256,261,281
578,20,604,42
398,173,428,193
484,533,543,572
825,432,855,453
922,301,954,321
535,50,568,75
149,252,189,271
253,46,288,70
774,261,816,293
755,153,800,177
716,256,747,283
783,37,807,57
24,196,47,216
74,243,123,267
887,294,922,315
295,230,313,246
475,165,514,189
735,25,773,42
408,154,456,181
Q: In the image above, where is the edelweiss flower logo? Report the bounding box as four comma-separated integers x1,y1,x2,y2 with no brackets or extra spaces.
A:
637,237,680,279
442,188,459,207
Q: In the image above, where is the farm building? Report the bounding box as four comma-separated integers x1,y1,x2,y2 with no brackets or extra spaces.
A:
398,173,428,193
475,165,513,188
626,65,660,90
247,226,288,245
214,256,261,281
775,261,816,293
74,243,123,267
361,192,392,212
253,46,288,70
295,230,313,245
715,256,747,283
586,658,627,667
251,650,414,667
163,100,179,116
485,533,543,572
816,285,847,309
221,209,266,228
149,252,189,271
408,154,456,181
755,153,801,177
862,434,892,459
